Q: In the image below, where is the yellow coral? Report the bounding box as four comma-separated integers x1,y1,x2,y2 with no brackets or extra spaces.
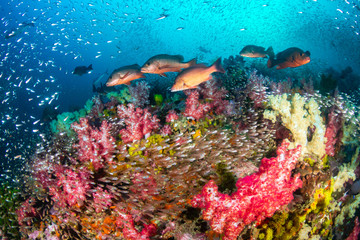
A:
264,93,326,158
192,129,202,139
310,180,333,214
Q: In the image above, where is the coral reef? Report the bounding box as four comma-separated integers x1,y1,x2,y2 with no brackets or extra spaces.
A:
7,65,360,240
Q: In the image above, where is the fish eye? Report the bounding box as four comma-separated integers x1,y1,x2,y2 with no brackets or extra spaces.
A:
300,53,303,56
146,63,150,66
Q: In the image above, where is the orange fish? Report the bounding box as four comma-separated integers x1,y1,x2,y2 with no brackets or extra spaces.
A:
141,54,197,77
171,58,225,92
267,47,310,70
106,64,145,86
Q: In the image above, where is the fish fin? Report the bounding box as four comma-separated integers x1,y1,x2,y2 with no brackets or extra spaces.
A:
124,82,131,85
187,85,199,89
129,64,141,69
211,58,225,73
174,55,184,61
276,64,286,70
88,64,93,70
159,65,172,70
267,58,275,68
266,46,275,59
122,71,131,79
139,73,146,79
192,63,207,68
159,73,167,77
187,58,197,67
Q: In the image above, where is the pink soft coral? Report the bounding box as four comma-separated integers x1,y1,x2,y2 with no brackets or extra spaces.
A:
49,165,91,208
16,197,38,226
72,118,115,170
191,141,302,240
115,208,157,240
117,104,160,143
92,187,114,213
183,90,211,120
324,105,343,157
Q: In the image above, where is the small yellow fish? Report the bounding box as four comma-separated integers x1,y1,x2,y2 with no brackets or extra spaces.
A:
267,47,310,70
171,58,225,92
141,54,197,77
240,45,274,58
106,64,145,86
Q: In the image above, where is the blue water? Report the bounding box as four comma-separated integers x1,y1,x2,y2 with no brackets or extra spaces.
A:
0,0,360,181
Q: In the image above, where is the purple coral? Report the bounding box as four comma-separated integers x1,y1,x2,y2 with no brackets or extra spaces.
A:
199,79,230,115
117,103,160,143
129,81,150,108
246,70,268,108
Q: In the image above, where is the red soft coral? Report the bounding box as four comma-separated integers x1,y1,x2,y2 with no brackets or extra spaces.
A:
117,104,160,143
191,141,302,240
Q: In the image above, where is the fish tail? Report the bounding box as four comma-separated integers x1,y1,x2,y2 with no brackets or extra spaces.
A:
211,57,225,73
266,46,275,59
267,57,275,68
187,58,197,67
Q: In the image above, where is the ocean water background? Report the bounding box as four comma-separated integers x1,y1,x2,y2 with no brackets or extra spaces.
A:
0,0,360,182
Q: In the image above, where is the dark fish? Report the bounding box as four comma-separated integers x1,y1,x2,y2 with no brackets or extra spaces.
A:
240,45,274,58
351,180,360,195
106,64,145,86
267,47,310,70
5,22,35,39
199,46,212,54
73,64,93,76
